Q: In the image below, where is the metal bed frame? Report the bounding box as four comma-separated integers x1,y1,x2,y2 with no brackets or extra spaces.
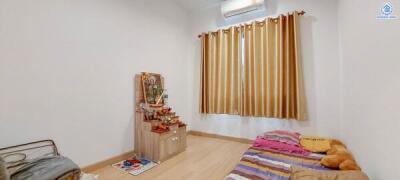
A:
0,140,80,180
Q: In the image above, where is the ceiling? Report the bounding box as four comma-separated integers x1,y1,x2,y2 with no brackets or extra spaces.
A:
174,0,222,11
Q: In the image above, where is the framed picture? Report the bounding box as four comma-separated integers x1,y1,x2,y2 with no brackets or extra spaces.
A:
141,72,163,105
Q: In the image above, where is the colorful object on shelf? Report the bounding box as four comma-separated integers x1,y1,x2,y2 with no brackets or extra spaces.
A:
149,104,163,108
162,89,168,106
141,72,163,105
178,121,186,127
142,103,186,133
152,124,169,133
112,157,158,176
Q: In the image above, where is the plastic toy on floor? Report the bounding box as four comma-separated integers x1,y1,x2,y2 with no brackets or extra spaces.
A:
112,157,158,176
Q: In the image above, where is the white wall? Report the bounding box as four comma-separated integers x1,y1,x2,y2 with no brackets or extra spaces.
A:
0,0,191,167
2,0,398,178
338,0,400,179
187,0,341,139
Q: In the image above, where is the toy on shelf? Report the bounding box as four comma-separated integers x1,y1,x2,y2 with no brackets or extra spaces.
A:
140,104,186,133
151,124,169,133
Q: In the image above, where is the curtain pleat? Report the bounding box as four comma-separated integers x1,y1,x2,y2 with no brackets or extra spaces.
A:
201,11,306,120
242,12,306,120
200,27,242,115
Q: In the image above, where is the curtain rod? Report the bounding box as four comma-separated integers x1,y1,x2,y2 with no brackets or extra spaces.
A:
197,11,306,38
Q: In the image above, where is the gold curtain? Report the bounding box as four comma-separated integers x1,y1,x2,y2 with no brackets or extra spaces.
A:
200,27,242,114
242,12,306,120
200,11,306,120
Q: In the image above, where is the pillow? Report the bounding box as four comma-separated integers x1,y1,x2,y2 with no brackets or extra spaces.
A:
0,157,10,180
261,130,301,146
253,136,311,156
300,136,331,153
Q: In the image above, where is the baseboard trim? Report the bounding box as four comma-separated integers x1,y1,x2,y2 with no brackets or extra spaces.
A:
81,150,135,172
188,130,253,144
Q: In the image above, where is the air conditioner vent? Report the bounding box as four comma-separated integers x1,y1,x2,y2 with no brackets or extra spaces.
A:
221,0,265,18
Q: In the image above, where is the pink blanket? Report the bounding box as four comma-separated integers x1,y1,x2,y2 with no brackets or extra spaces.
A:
253,136,311,156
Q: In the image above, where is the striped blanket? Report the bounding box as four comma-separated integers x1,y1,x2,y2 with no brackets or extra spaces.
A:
225,147,332,180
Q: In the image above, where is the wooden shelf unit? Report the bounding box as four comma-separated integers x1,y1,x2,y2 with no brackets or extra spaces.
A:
134,74,187,162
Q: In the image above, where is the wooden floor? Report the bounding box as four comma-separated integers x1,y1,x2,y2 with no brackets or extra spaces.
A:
89,135,250,180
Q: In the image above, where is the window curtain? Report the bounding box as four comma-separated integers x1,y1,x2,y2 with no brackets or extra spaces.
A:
200,27,242,114
200,11,306,120
242,12,306,120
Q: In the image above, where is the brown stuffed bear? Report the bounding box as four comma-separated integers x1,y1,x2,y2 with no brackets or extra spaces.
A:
321,140,361,171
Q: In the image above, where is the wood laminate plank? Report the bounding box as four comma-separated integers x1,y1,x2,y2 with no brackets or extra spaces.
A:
188,130,253,144
88,135,250,180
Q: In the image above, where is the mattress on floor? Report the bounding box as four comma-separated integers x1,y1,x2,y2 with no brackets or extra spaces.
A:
225,146,332,180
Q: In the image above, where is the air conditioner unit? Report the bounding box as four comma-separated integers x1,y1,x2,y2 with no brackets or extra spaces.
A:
221,0,265,18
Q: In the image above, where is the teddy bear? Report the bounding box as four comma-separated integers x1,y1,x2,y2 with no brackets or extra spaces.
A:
321,140,361,171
